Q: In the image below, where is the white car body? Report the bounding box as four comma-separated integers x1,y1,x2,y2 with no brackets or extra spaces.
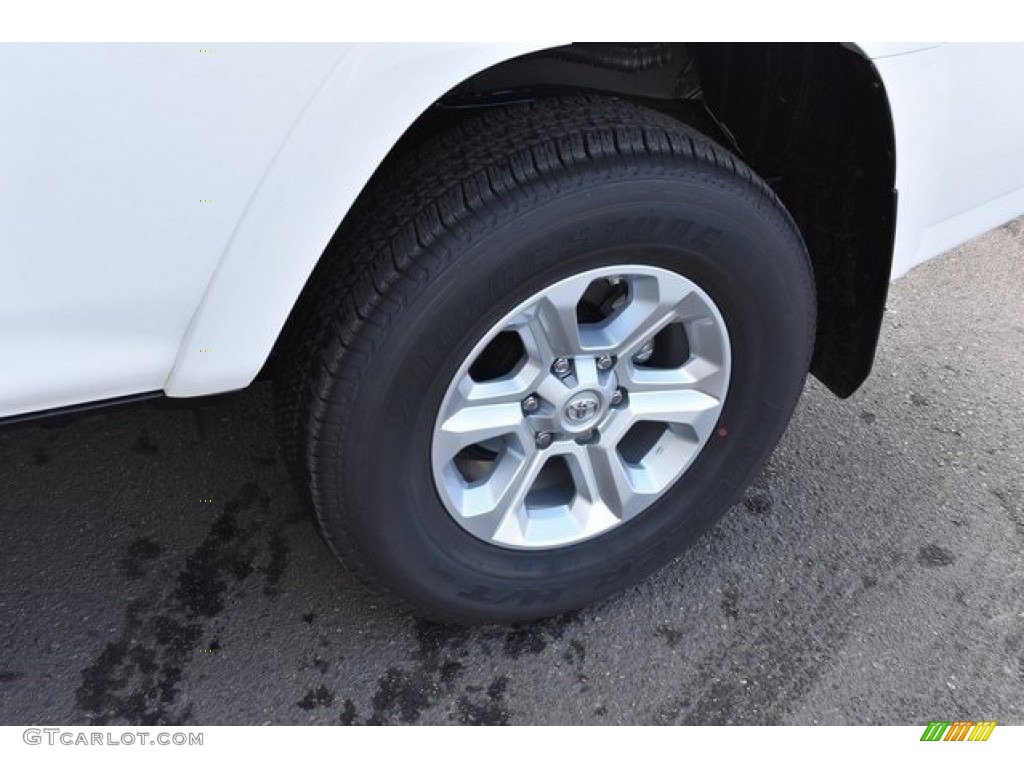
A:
2,42,1023,418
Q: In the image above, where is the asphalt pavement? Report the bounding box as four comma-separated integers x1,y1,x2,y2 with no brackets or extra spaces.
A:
1,220,1022,725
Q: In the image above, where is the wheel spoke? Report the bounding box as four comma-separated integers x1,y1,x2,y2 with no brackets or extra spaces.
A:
623,356,727,398
626,388,722,441
435,401,526,458
456,448,546,542
568,443,636,519
574,355,603,391
446,330,548,418
531,281,587,357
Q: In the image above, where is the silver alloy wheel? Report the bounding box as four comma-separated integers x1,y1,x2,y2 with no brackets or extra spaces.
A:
431,265,731,550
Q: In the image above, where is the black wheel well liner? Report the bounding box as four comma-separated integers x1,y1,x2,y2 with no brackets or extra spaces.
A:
690,44,896,398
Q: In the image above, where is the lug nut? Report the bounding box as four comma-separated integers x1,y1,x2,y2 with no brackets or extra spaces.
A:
610,388,625,406
596,354,615,371
535,431,553,449
552,358,571,376
632,340,655,365
521,395,540,414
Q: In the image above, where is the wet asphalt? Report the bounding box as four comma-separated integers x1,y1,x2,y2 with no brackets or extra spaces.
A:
1,221,1022,726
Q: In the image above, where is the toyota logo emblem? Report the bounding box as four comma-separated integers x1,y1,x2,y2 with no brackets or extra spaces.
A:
565,396,600,423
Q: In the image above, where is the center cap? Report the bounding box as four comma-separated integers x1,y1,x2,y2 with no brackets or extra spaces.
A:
564,391,602,425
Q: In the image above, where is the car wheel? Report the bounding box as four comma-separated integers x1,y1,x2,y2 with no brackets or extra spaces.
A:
275,95,815,623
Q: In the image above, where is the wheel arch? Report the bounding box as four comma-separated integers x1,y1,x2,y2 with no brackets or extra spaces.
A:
166,42,896,400
163,43,558,397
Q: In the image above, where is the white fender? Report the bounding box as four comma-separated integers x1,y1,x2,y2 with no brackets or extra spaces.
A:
164,43,556,396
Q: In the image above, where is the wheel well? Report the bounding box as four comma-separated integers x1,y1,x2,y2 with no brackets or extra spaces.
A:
691,44,896,398
271,43,896,398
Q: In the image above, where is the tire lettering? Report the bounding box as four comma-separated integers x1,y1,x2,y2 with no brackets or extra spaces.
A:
458,585,565,605
593,544,666,590
692,226,723,249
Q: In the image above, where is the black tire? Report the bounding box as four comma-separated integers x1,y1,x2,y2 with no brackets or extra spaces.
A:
275,95,815,623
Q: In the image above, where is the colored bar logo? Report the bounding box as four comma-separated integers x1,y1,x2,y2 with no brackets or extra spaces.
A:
920,720,996,741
